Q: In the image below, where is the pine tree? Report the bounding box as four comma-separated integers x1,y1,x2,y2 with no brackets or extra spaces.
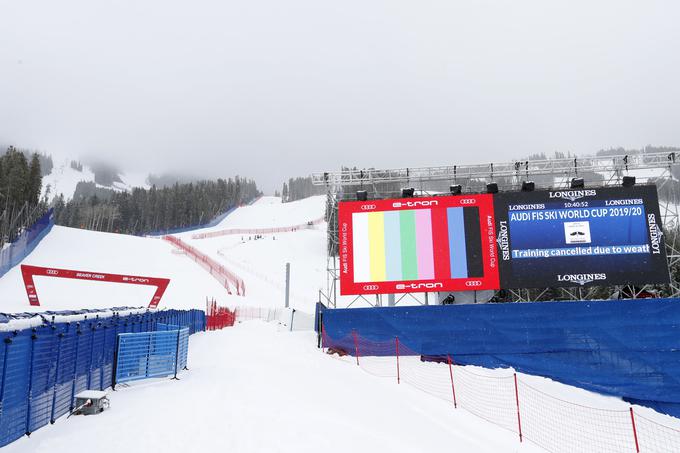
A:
27,154,42,205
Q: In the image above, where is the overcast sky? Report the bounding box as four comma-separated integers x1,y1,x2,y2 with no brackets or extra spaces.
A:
1,1,679,193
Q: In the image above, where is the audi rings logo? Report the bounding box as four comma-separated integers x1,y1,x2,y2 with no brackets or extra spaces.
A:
360,204,377,211
46,269,59,275
465,280,482,287
363,284,379,291
460,198,476,205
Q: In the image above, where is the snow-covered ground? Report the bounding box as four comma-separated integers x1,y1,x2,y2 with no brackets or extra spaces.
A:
0,226,231,312
41,157,151,202
1,322,543,453
1,194,679,452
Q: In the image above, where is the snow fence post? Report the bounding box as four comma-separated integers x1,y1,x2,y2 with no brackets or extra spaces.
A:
513,373,523,443
25,328,37,435
395,337,400,384
447,355,457,408
352,330,360,366
173,329,181,380
112,330,120,391
50,327,64,423
630,407,640,453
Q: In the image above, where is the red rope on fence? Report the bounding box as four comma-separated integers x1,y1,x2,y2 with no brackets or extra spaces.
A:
514,373,523,443
395,337,400,384
448,354,457,408
630,407,640,453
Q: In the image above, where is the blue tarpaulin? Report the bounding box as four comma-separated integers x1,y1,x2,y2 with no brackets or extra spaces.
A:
320,298,680,418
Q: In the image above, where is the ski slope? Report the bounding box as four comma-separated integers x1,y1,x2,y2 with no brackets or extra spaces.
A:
0,195,329,313
0,226,230,312
1,322,543,453
176,196,328,312
41,157,151,202
0,195,679,452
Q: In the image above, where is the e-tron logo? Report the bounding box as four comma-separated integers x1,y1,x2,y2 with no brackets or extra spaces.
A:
459,198,476,205
395,282,443,290
360,204,377,211
465,281,482,287
556,273,606,286
548,190,597,202
362,284,379,291
392,200,439,209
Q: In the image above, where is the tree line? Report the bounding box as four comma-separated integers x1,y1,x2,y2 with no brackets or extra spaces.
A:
0,147,45,247
53,177,260,234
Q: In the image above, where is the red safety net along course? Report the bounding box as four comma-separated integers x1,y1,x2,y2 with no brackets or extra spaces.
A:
321,329,680,453
205,298,236,330
190,216,325,240
163,235,245,296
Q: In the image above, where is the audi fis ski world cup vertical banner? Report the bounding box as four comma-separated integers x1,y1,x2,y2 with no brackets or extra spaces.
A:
494,185,669,288
338,195,499,295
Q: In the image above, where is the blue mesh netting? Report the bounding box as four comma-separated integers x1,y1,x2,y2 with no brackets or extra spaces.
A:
321,298,680,418
0,209,54,280
0,308,205,447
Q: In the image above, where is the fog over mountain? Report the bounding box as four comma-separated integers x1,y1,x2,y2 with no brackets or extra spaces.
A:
1,1,679,192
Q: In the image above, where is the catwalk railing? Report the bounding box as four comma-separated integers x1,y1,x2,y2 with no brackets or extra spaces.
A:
191,216,325,240
321,330,680,453
0,308,205,448
163,235,245,295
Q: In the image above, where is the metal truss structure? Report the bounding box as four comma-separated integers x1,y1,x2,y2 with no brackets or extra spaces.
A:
314,151,680,307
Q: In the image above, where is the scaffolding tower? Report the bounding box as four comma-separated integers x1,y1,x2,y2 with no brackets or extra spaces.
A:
313,150,680,307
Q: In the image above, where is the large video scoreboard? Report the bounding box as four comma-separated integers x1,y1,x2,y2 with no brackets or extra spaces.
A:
338,195,499,295
338,185,669,295
494,185,669,288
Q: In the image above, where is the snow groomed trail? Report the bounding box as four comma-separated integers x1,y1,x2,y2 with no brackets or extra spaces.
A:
3,322,544,453
1,195,679,452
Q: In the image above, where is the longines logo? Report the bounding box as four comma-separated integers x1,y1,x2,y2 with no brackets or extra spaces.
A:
548,190,597,202
648,213,663,254
557,273,606,286
496,221,510,261
395,282,443,290
393,200,439,208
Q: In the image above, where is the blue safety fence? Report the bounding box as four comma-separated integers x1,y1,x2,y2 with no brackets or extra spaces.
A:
0,308,205,447
114,330,184,384
0,209,54,279
320,298,680,419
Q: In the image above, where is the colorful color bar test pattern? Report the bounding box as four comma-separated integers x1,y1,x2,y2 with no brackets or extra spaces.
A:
352,207,483,283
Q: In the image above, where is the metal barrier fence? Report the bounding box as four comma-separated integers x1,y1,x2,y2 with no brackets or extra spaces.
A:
114,327,190,385
0,309,205,448
322,329,680,453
